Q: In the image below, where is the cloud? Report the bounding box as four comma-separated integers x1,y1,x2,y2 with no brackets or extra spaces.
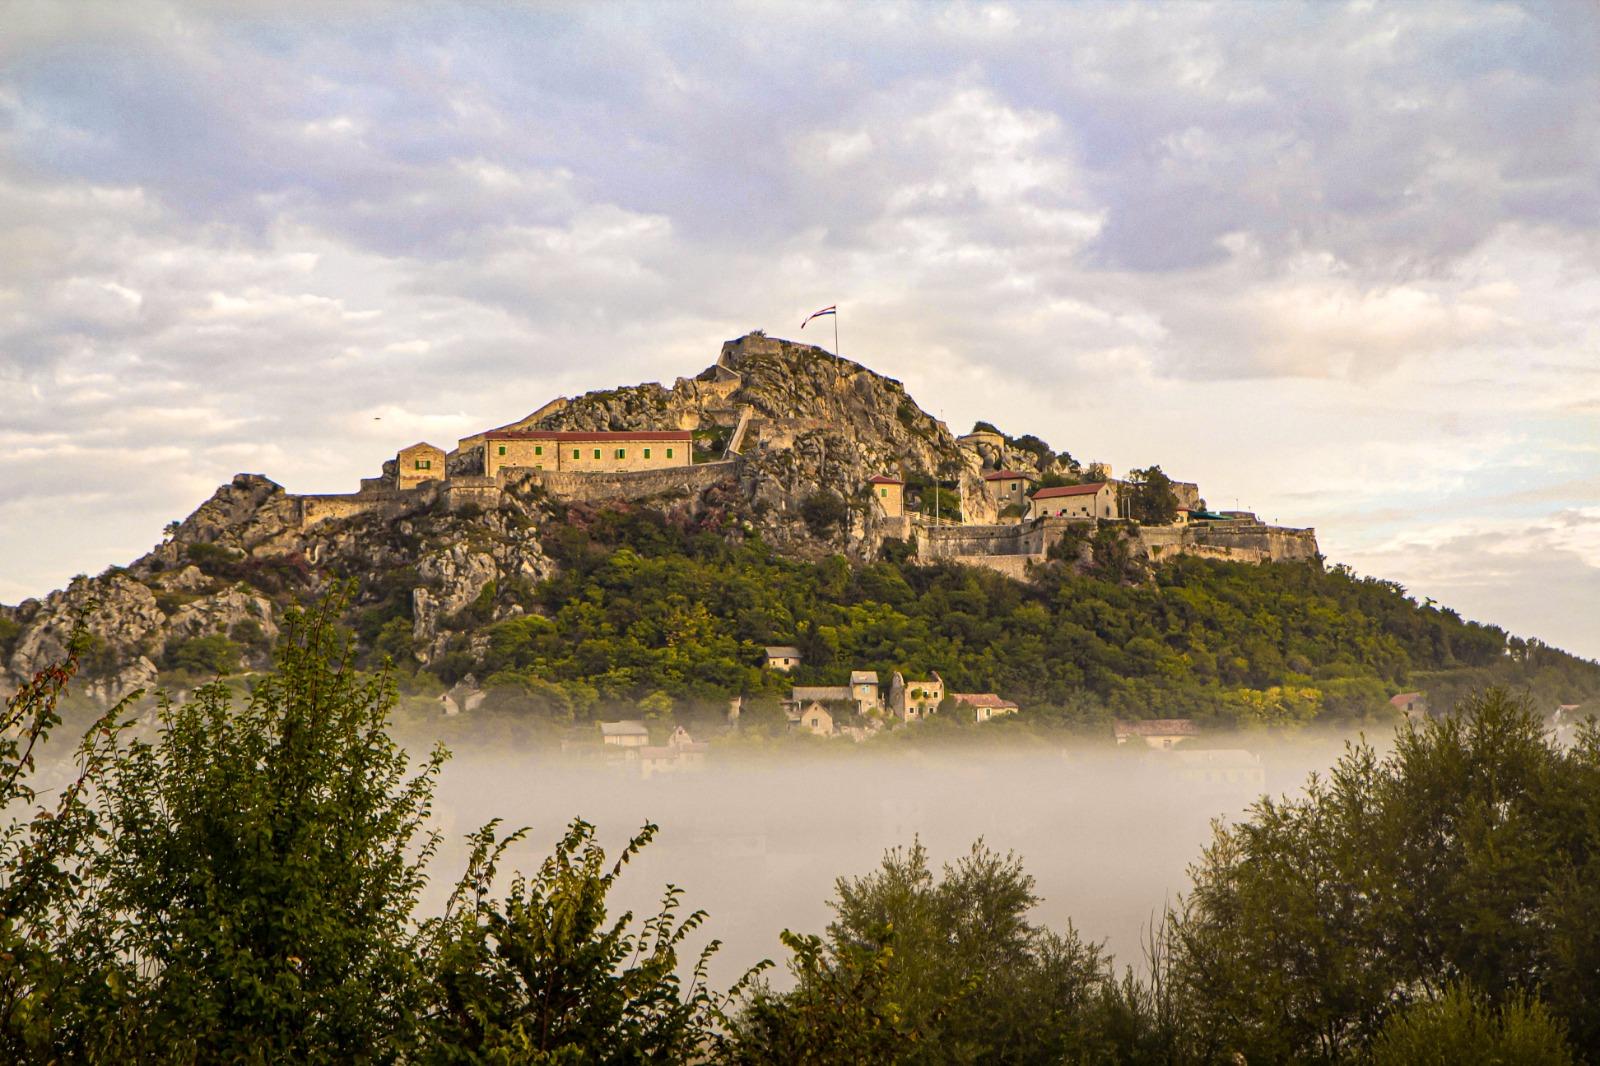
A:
0,1,1596,660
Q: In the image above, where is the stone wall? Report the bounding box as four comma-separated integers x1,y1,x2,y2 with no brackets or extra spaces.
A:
505,461,737,504
1140,523,1319,564
294,487,428,528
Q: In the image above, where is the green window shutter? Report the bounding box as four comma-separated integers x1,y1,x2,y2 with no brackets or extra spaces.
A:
535,445,543,456
616,448,625,459
572,449,580,459
643,448,651,459
880,488,887,497
497,445,506,456
593,449,601,459
666,448,674,458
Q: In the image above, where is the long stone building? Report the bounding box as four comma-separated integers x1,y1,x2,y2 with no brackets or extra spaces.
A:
478,430,693,478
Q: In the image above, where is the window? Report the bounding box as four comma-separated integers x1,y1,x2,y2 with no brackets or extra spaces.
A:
497,445,506,456
593,449,601,459
666,448,674,458
643,448,651,459
572,449,580,459
880,488,888,497
415,459,431,469
535,445,543,456
615,448,626,459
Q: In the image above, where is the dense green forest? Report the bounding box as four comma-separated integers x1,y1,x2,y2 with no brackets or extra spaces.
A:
4,602,1597,1062
376,503,1600,731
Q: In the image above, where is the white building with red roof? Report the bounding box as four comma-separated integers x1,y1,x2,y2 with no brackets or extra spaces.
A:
1028,481,1118,521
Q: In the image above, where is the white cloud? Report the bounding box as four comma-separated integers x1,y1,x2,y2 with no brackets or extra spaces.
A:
0,1,1596,660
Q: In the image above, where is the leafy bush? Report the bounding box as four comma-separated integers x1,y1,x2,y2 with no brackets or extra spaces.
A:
162,633,242,675
1370,984,1574,1066
800,491,849,537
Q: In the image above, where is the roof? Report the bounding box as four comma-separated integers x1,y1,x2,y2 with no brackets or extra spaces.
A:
1033,482,1109,500
790,686,852,703
983,469,1035,482
399,441,444,453
1389,692,1425,706
850,670,879,685
868,475,904,485
1113,718,1200,737
482,429,693,442
764,646,802,659
599,720,650,737
952,693,1019,709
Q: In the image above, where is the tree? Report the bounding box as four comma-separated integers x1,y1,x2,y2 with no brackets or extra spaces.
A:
1369,984,1574,1066
1171,688,1600,1061
729,840,1153,1064
800,491,848,537
68,595,445,1062
0,631,126,1060
422,819,751,1062
1126,465,1179,525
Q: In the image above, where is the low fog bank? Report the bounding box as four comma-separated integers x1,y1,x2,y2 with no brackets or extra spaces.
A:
419,736,1373,990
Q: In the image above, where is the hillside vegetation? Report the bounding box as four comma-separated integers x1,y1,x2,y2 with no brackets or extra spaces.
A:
410,502,1599,732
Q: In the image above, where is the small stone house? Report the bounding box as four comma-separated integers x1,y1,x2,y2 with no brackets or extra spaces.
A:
480,430,693,478
889,671,945,723
953,692,1019,722
800,701,834,737
599,720,651,748
1389,692,1429,721
764,646,803,671
1029,482,1118,520
850,670,882,714
1113,718,1199,748
982,470,1035,514
868,476,904,518
397,442,447,490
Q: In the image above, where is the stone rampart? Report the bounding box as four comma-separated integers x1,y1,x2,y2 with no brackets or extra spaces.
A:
504,461,737,503
294,487,429,528
1140,523,1319,564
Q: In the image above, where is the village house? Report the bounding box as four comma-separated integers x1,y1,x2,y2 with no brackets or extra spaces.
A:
599,720,651,748
638,726,709,777
397,442,447,490
478,429,693,478
868,475,905,518
851,670,882,713
1389,691,1429,721
1028,482,1118,520
981,470,1035,514
784,686,855,724
1114,719,1200,748
888,671,945,723
800,701,834,737
764,646,803,672
952,692,1019,722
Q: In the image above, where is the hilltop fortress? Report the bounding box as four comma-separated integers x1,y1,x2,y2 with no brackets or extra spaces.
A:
290,332,1319,570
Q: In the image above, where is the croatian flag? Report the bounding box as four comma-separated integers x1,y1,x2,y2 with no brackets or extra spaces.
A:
801,305,836,328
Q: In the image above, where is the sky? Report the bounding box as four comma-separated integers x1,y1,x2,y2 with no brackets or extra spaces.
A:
2,1,1597,658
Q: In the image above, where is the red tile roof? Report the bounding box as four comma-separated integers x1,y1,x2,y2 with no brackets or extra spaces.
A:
1033,482,1108,500
982,469,1035,482
483,429,692,442
868,475,904,485
1113,718,1200,737
1389,692,1425,706
952,693,1018,709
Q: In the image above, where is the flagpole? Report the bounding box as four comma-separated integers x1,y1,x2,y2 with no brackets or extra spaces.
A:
834,310,839,358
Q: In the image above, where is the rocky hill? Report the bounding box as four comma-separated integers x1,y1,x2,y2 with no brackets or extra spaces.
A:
9,331,1567,723
0,333,1062,700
